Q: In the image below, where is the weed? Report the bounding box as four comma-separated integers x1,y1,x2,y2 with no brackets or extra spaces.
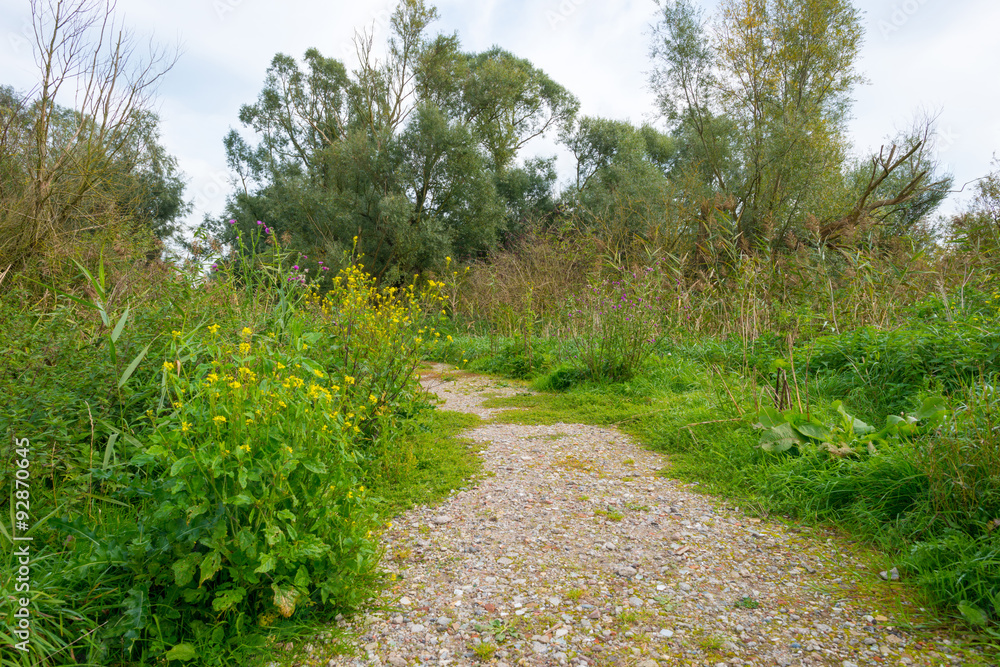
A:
594,508,624,522
472,641,497,661
733,596,761,609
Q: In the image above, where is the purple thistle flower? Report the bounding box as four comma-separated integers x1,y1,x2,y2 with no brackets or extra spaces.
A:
228,219,236,225
256,220,262,225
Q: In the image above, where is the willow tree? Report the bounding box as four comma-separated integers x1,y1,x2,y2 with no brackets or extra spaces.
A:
218,0,578,281
650,0,947,251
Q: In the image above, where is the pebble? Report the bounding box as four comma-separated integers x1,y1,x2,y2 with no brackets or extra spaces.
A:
311,366,984,667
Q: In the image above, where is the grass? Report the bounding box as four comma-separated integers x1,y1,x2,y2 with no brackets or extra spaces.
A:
373,409,483,515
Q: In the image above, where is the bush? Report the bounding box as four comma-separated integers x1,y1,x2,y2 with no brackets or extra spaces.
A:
0,230,446,664
566,266,661,382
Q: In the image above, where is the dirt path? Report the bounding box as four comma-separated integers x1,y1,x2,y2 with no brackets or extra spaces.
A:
315,365,983,667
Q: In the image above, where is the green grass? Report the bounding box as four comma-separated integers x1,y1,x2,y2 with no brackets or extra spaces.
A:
373,409,483,515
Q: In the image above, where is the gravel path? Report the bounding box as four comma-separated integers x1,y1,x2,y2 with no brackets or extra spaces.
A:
307,365,985,667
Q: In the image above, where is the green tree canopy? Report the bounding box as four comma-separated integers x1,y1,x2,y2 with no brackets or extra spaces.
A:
214,0,578,282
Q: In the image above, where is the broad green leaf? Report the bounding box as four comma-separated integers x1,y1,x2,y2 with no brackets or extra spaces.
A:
272,583,300,618
755,406,786,429
164,643,198,661
759,423,800,452
172,553,201,587
199,550,222,586
793,422,832,441
144,444,170,459
294,565,311,589
212,587,247,613
170,456,195,476
957,601,988,626
851,418,874,435
255,553,277,574
302,460,328,474
915,395,948,421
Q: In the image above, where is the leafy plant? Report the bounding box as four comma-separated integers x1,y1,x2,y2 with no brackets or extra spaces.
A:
754,396,948,456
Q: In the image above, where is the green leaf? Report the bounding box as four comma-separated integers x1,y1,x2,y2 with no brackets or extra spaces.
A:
915,395,948,421
144,444,170,459
302,460,328,474
110,305,130,343
173,553,201,587
957,601,988,626
272,583,300,618
171,456,195,476
118,343,151,389
294,565,311,589
793,422,832,441
164,643,198,661
102,432,119,469
755,406,786,429
851,417,874,435
199,550,222,586
759,423,801,452
255,553,277,574
212,587,247,613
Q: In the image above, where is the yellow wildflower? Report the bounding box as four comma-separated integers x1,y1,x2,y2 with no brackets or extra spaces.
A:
213,416,227,424
241,327,253,337
208,324,220,335
181,422,191,433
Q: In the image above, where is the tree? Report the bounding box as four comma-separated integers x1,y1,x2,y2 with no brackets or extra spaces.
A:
216,0,577,281
0,0,180,269
559,116,679,251
649,0,947,252
949,158,1000,260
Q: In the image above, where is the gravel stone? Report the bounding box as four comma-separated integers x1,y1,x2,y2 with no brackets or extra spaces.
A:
306,365,989,667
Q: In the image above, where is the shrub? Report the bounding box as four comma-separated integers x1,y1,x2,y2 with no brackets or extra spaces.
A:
566,266,661,382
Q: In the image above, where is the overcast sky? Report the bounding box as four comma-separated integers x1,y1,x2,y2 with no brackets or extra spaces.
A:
2,0,998,231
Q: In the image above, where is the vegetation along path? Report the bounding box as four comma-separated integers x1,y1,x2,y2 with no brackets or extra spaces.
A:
317,365,986,667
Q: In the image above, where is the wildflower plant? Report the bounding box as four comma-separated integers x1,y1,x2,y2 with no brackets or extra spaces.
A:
304,263,448,484
565,266,662,381
96,235,447,659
